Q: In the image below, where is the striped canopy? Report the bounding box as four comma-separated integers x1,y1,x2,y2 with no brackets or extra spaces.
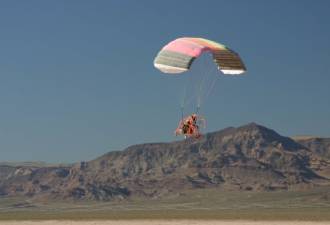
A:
154,37,246,75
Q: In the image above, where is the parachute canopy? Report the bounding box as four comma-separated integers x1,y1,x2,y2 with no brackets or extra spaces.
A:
154,37,246,75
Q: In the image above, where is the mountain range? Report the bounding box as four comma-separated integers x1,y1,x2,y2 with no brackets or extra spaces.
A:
0,123,329,201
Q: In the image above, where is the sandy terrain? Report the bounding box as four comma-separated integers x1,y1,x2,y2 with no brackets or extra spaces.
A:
0,221,329,225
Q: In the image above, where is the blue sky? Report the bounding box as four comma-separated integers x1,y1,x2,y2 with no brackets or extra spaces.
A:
0,0,329,163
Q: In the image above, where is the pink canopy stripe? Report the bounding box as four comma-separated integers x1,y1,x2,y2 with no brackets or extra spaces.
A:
162,38,211,57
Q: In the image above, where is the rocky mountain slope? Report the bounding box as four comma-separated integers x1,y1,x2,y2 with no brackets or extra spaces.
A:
294,137,330,160
293,137,330,179
0,123,329,201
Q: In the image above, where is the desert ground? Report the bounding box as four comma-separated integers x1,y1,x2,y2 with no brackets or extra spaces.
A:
0,221,330,225
0,188,330,221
